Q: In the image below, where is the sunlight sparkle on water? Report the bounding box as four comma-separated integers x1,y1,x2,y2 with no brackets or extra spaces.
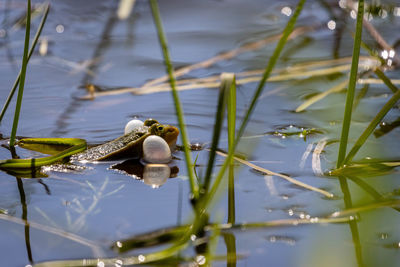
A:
138,255,146,262
331,211,340,217
56,24,64,33
380,233,388,239
350,10,357,19
281,7,292,17
327,20,336,30
364,13,373,21
380,9,388,19
338,0,346,9
394,7,400,16
196,255,206,265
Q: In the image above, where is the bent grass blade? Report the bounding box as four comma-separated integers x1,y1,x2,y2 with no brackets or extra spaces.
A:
0,138,87,171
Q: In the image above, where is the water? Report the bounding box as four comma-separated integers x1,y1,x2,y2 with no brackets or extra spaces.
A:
0,0,400,266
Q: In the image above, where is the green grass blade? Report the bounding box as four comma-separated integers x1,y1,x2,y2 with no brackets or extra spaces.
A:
203,0,307,213
336,0,364,168
227,73,236,225
227,74,236,153
0,3,50,123
203,74,233,192
374,69,398,93
149,0,199,199
9,0,32,147
344,79,399,164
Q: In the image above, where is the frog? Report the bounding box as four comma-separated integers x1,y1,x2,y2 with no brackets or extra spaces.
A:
0,119,179,172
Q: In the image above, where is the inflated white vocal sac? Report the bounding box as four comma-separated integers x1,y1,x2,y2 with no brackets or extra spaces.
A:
124,119,144,135
143,135,172,164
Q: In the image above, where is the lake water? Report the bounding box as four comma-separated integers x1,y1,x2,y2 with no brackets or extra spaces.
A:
0,0,400,266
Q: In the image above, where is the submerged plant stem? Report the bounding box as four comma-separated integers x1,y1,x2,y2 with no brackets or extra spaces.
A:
149,0,199,199
9,0,32,146
336,0,364,168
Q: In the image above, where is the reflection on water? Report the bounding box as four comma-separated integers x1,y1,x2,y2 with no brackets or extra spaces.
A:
111,158,179,188
143,164,170,188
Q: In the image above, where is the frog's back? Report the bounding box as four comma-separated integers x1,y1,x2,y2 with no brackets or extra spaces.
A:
71,125,150,162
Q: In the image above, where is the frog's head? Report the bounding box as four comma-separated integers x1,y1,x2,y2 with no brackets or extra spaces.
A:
150,123,179,149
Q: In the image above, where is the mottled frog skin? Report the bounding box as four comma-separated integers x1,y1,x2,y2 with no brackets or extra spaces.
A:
71,119,179,162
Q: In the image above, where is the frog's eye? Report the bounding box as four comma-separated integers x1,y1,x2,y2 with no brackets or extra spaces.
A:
157,126,164,131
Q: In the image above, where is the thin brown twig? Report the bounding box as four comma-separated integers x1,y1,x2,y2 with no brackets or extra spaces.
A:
215,150,334,198
140,25,314,88
79,57,378,100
